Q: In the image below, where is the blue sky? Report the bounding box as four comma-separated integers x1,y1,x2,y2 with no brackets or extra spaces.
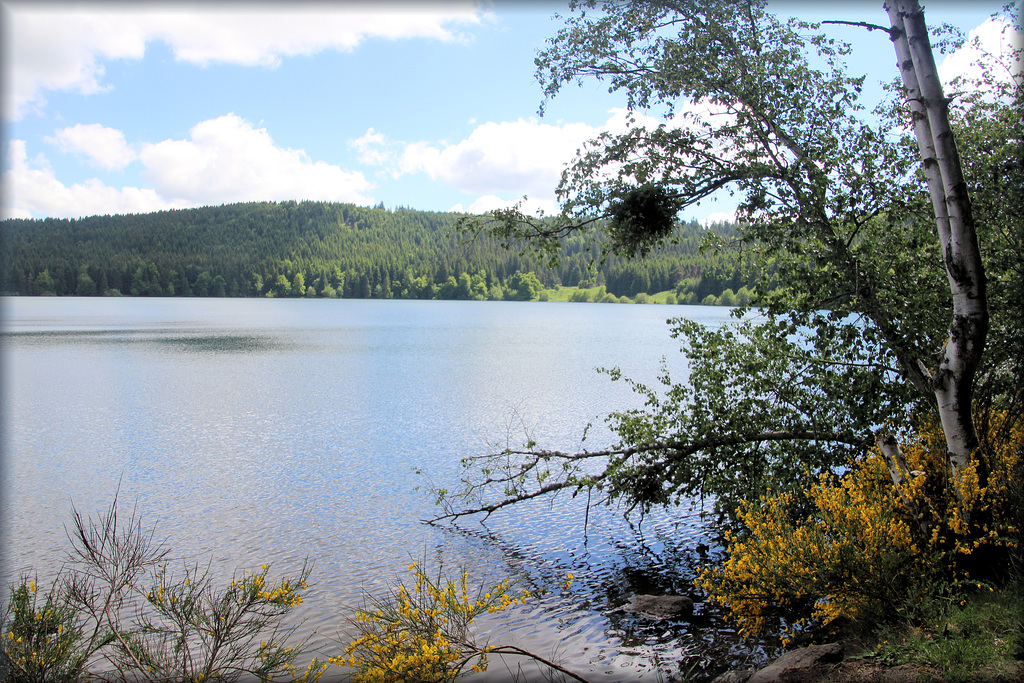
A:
2,1,1017,223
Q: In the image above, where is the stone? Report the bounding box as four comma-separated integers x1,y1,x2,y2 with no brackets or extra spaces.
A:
712,670,755,683
746,643,845,683
628,593,694,619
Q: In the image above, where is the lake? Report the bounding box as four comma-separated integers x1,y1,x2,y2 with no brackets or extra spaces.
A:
1,296,770,680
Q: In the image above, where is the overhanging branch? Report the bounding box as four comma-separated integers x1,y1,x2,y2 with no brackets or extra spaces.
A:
426,427,872,524
821,20,896,38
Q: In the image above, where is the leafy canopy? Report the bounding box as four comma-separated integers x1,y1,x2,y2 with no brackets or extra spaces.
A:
440,0,1021,522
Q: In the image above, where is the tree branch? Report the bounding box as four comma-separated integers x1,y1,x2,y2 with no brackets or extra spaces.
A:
427,428,871,524
821,19,897,38
484,645,593,683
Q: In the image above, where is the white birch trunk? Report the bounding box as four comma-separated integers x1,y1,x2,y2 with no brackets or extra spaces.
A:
884,0,989,475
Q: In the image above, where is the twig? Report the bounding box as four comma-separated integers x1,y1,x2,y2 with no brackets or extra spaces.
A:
485,645,593,683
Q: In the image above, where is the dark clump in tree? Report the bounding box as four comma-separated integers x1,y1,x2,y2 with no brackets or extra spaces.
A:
607,184,684,257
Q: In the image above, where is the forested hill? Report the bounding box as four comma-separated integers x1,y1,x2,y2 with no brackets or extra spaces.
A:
1,200,756,301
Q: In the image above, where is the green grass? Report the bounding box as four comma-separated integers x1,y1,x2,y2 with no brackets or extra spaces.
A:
873,581,1024,682
539,285,709,305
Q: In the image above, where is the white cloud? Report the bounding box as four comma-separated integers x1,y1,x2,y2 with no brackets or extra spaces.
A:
5,6,150,119
5,3,485,120
449,194,557,217
363,106,728,217
938,18,1023,91
363,111,654,200
138,114,373,205
351,127,401,167
394,117,597,197
2,139,185,219
3,114,374,218
47,123,138,170
701,210,738,227
421,103,736,189
156,5,483,66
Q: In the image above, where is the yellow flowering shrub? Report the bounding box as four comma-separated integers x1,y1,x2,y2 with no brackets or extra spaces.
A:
334,562,530,683
133,561,325,682
698,408,1023,643
697,458,925,641
901,408,1022,568
2,497,325,683
2,578,84,683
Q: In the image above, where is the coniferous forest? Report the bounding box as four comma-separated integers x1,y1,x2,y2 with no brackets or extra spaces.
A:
1,201,758,302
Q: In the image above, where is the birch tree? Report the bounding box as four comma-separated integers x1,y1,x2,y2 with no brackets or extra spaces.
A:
882,0,988,477
445,0,1019,522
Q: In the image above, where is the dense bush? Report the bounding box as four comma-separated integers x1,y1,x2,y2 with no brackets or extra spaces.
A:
698,408,1023,644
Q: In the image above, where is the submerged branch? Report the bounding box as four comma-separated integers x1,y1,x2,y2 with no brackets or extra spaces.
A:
484,645,593,683
427,428,872,524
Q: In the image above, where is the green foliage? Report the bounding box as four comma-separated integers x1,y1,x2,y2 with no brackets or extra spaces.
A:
1,498,324,683
945,15,1024,414
76,268,96,297
505,270,544,301
436,0,1021,535
34,270,56,296
290,272,306,297
1,201,754,302
606,184,684,258
875,581,1024,682
600,315,896,517
2,578,87,683
569,288,592,302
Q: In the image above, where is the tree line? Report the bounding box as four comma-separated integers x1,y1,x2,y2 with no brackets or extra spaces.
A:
0,201,757,301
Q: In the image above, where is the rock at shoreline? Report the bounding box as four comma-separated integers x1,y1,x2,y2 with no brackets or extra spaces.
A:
713,643,845,683
627,594,694,619
713,672,756,683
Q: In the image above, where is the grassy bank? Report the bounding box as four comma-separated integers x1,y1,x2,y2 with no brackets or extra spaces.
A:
865,580,1024,681
538,284,745,305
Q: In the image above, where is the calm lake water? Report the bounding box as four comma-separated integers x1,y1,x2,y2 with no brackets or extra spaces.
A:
1,297,770,680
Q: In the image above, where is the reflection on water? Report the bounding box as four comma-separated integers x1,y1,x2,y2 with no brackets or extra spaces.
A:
1,297,770,681
6,328,288,354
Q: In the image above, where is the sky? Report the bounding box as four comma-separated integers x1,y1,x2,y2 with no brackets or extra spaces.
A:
1,0,1019,224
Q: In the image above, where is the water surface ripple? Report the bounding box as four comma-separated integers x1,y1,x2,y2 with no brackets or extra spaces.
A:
1,297,772,680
